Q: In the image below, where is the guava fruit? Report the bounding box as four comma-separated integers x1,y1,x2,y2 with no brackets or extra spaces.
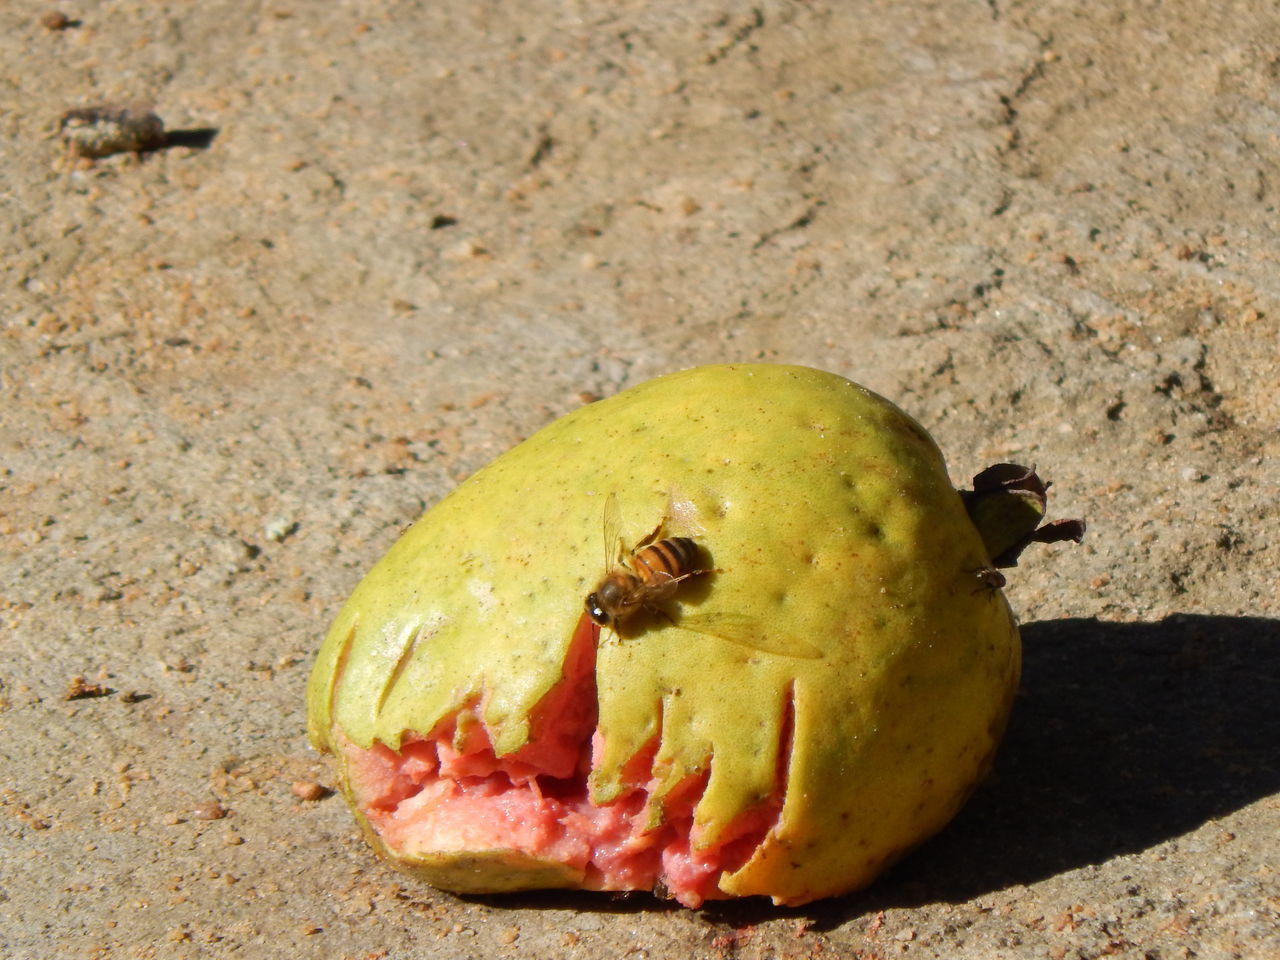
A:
306,364,1081,907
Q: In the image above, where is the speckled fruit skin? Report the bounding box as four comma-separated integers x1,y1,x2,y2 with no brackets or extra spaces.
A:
307,364,1020,905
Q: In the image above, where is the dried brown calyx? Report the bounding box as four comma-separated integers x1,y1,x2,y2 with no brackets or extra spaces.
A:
960,463,1086,568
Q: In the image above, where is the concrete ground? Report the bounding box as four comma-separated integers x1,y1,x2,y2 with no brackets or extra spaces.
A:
2,1,1277,957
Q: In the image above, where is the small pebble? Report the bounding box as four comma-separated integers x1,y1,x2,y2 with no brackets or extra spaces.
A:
264,517,297,542
291,780,330,802
65,676,111,700
191,801,227,821
40,10,73,30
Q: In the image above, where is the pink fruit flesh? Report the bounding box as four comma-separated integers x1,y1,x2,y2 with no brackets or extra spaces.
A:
340,615,788,907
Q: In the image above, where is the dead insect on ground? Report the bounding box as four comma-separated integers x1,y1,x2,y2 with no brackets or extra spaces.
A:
58,105,166,162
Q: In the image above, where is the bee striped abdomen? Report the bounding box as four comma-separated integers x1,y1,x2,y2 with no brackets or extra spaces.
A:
633,537,700,584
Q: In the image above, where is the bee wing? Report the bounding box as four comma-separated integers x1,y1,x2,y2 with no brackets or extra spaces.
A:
601,491,624,567
671,611,823,659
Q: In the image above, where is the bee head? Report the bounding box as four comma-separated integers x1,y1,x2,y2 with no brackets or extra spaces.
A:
585,592,612,626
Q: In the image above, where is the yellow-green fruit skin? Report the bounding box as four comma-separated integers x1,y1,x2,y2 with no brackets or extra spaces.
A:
307,364,1019,905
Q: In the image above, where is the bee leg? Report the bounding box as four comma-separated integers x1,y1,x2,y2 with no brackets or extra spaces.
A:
634,518,667,549
667,567,721,585
652,606,677,626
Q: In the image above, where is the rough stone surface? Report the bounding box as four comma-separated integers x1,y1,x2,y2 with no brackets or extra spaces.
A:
2,1,1276,957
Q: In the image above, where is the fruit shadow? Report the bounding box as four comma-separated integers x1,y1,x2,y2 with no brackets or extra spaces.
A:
471,614,1280,923
794,612,1280,929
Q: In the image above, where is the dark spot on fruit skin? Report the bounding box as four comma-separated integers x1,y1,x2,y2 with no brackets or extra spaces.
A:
902,418,935,450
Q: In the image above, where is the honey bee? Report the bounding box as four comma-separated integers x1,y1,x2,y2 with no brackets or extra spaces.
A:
585,493,821,659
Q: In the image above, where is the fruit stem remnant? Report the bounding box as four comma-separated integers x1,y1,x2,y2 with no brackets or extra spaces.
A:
959,463,1086,568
